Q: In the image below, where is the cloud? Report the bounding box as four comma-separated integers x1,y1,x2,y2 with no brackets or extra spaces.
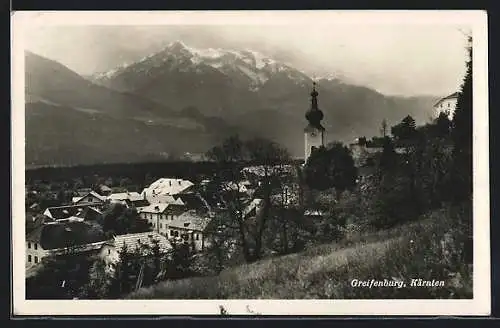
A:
24,24,468,96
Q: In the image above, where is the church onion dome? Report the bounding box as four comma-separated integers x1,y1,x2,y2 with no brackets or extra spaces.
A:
305,107,324,124
305,81,324,128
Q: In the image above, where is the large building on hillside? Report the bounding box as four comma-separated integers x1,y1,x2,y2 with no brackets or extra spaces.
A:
433,92,459,120
304,82,326,163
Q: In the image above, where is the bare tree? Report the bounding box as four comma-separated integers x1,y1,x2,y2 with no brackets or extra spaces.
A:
380,119,388,137
207,136,291,263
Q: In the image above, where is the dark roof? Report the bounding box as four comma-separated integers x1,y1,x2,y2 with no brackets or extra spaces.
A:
174,193,209,212
75,191,106,203
198,191,224,209
125,199,150,208
45,205,90,220
76,188,93,197
33,215,55,228
75,206,103,221
26,221,106,250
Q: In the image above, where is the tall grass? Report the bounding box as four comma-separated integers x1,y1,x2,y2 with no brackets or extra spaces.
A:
127,205,472,299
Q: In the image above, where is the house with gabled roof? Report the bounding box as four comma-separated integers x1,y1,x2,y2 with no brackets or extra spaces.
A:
98,232,172,273
25,220,107,268
137,201,187,235
141,178,195,202
166,210,214,252
71,191,106,209
43,205,103,222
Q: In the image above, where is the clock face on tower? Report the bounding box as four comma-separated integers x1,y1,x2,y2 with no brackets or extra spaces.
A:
310,131,316,137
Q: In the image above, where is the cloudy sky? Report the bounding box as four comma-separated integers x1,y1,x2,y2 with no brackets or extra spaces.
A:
24,21,469,97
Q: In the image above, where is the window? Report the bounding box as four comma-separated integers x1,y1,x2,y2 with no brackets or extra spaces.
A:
174,231,179,237
28,242,31,249
35,256,38,263
108,249,111,255
160,223,163,228
28,255,32,263
170,230,174,236
196,234,199,241
34,243,38,250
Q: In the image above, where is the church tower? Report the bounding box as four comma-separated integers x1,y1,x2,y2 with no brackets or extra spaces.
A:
304,82,325,162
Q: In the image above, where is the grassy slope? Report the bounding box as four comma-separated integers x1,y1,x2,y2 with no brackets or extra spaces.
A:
128,207,472,299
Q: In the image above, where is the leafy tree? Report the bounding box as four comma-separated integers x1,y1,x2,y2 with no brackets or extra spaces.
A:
378,136,398,173
26,250,94,299
81,258,111,299
434,111,452,138
304,142,357,200
101,203,150,237
166,240,194,279
207,135,244,163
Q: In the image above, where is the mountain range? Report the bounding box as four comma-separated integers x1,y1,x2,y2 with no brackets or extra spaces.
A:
25,41,439,167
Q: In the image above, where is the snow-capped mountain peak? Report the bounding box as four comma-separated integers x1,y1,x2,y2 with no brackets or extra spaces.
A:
93,41,309,90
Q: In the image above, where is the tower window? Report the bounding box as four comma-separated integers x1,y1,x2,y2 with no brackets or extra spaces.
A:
28,255,32,263
35,256,38,263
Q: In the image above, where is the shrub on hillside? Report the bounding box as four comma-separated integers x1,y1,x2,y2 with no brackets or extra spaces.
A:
127,204,472,300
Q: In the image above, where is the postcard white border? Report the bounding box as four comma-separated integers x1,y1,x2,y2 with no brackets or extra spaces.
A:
11,10,490,316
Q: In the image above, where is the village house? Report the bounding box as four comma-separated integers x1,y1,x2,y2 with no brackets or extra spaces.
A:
25,220,107,268
98,231,172,273
107,191,142,204
136,202,186,236
166,210,214,252
349,137,407,167
71,191,107,208
141,178,195,203
97,184,113,196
